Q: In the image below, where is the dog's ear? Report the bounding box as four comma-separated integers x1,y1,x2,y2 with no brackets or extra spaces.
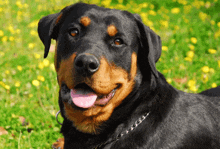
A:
134,14,162,79
38,13,61,58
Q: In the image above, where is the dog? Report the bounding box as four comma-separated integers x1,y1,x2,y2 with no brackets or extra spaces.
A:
38,2,220,149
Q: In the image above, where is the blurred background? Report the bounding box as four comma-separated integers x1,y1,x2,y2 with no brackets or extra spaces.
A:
0,0,219,148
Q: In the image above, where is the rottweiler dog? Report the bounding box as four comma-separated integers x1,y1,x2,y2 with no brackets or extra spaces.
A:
38,2,220,149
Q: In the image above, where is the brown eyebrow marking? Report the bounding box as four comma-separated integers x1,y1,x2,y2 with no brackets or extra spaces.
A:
55,13,63,24
107,25,118,36
80,16,91,27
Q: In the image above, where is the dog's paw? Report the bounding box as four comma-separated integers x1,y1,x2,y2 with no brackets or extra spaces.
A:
52,138,64,149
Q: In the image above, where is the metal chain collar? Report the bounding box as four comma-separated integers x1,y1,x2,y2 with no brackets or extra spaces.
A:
55,110,150,148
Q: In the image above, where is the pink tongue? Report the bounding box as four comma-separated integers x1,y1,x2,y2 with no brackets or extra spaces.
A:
71,89,97,108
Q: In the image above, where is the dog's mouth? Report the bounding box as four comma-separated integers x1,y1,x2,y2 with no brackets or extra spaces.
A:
70,83,117,109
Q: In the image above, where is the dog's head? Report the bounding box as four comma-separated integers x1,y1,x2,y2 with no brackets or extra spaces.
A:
38,3,161,134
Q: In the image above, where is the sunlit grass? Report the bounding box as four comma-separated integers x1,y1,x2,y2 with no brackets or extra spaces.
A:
0,0,219,148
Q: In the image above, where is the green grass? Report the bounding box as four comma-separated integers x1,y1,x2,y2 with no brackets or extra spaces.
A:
0,0,219,148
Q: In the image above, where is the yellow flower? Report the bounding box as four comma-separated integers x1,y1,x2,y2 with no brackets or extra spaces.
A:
0,81,5,86
0,52,5,57
17,66,22,71
32,80,40,87
188,80,196,87
162,46,168,51
210,20,215,25
4,85,10,90
208,49,217,54
148,10,156,16
186,51,194,58
34,53,41,59
188,44,195,50
184,57,192,62
37,75,45,82
205,1,211,8
160,20,168,28
218,22,220,27
9,36,14,41
218,60,220,68
2,36,8,43
101,0,111,7
30,30,38,36
189,85,198,92
212,83,217,88
209,68,215,73
167,78,172,84
171,8,180,14
5,70,10,74
28,43,35,49
190,37,197,44
0,30,4,36
201,74,208,83
50,64,55,71
43,59,50,67
171,39,176,44
16,29,21,34
29,94,33,98
15,81,21,87
201,66,209,73
38,62,44,69
199,12,208,21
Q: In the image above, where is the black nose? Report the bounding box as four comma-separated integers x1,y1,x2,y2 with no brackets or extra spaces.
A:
74,54,100,75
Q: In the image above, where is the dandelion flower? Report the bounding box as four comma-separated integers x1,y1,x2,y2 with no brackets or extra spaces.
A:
212,83,217,88
201,74,208,83
38,62,44,69
191,37,197,44
15,81,21,87
201,66,209,73
188,44,195,50
218,60,220,68
43,59,50,67
32,80,40,87
208,49,217,54
0,30,4,36
28,43,35,49
189,85,198,92
184,57,192,62
4,85,10,90
162,46,168,51
167,78,172,84
37,75,45,82
34,53,41,59
186,51,194,58
171,8,180,14
17,66,22,71
188,80,196,87
217,22,220,27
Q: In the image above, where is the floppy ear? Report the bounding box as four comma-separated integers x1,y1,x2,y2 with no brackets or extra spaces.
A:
38,11,65,58
134,14,162,79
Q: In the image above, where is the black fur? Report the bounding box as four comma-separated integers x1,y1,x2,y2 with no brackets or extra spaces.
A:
38,3,220,149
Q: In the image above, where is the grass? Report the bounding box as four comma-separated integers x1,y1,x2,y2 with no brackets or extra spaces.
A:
0,0,219,148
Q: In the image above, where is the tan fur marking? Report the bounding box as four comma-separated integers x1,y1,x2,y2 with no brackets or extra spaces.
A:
56,13,63,24
59,52,138,134
107,25,118,36
80,16,91,27
52,138,64,149
54,42,58,72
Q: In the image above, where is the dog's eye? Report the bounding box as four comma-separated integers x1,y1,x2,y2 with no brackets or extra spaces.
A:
69,28,79,37
114,38,124,46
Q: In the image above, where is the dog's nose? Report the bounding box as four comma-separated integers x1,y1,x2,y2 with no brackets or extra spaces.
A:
74,54,100,75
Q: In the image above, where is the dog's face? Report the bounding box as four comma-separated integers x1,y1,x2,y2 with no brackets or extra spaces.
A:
38,3,161,134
